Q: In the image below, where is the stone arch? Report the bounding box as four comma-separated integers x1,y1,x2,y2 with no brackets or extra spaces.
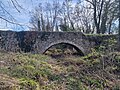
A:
42,40,85,55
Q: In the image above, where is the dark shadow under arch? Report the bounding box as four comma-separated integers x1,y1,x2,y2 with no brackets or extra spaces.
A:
43,42,84,56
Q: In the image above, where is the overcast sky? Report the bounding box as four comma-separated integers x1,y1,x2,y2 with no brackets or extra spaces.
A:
0,0,78,31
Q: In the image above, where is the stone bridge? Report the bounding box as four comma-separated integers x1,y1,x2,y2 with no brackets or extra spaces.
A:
0,31,116,55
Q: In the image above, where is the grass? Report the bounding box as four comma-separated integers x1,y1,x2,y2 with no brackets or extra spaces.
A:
0,51,120,90
0,36,120,89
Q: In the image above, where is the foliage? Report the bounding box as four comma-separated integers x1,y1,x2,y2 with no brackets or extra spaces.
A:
0,48,120,90
19,78,37,90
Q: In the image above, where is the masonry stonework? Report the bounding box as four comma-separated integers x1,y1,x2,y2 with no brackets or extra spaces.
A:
0,31,116,55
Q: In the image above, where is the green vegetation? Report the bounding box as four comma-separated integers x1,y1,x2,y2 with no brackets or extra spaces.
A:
0,51,120,90
0,38,120,90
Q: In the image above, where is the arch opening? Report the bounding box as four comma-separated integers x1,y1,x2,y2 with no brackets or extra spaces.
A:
44,42,84,57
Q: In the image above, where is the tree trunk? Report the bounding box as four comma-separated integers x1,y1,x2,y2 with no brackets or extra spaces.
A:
101,17,107,34
118,0,120,51
41,14,45,31
108,23,112,34
92,0,104,34
93,1,100,34
38,20,40,31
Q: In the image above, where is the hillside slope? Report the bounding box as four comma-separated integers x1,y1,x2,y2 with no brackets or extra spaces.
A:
0,51,120,90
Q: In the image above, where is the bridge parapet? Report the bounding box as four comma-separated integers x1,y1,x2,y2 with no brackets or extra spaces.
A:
0,31,115,55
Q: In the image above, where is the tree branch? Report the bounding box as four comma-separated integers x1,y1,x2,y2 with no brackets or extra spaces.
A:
11,0,20,13
0,2,15,20
85,0,94,6
0,16,32,29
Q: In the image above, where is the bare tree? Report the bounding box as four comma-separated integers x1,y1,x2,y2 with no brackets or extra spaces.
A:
63,0,75,30
78,4,93,33
0,0,30,29
118,0,120,51
29,0,119,33
30,3,44,31
105,0,119,34
85,0,119,34
30,1,61,31
52,1,60,31
85,0,104,34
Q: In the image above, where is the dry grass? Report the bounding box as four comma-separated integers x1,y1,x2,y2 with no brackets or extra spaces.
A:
0,51,120,90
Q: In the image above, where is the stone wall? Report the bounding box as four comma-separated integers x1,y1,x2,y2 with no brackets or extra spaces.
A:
0,31,117,55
